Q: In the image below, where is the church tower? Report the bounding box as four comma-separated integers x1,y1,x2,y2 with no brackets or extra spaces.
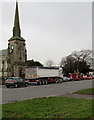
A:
8,1,27,78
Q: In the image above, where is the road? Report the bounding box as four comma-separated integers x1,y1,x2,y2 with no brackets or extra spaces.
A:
2,80,93,104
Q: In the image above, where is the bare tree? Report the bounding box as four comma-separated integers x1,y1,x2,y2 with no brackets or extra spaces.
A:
45,59,54,67
60,55,76,75
72,50,92,67
60,49,93,75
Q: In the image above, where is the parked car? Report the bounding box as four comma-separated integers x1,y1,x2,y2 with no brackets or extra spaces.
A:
5,77,28,88
0,78,6,85
87,76,93,80
55,77,63,83
79,75,84,80
92,75,94,79
62,77,69,82
83,75,88,80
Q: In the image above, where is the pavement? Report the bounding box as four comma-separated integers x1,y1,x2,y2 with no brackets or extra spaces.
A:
1,92,93,104
57,93,94,100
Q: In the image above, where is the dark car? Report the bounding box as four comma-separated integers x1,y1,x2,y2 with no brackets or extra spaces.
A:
5,77,28,88
55,77,63,83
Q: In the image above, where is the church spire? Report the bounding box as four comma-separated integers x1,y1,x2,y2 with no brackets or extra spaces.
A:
13,1,21,37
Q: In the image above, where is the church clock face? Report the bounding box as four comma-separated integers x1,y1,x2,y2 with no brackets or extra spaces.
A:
9,45,14,53
11,45,14,50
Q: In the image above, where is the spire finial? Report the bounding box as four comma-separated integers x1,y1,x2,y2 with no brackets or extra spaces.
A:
13,0,21,37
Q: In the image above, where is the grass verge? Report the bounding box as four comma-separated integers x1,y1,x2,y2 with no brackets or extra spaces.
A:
75,88,94,95
2,96,94,119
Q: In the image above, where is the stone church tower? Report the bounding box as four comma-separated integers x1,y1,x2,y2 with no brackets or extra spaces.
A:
7,2,27,78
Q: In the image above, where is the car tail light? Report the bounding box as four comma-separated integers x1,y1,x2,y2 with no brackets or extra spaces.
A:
11,80,15,82
35,80,39,82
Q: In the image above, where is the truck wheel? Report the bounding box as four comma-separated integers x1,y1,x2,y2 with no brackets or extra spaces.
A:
42,81,45,85
55,80,58,83
38,81,42,85
45,80,48,85
25,83,28,87
6,86,10,88
14,84,18,88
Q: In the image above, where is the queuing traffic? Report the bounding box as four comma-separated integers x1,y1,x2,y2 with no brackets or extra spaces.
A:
3,74,94,88
1,66,94,88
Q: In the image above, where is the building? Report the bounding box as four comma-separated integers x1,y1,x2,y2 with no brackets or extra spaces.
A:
0,49,8,78
0,2,27,79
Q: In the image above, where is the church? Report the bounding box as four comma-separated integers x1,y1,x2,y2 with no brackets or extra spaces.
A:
0,2,27,79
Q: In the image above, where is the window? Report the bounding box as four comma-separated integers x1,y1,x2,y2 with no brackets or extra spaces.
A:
0,61,2,71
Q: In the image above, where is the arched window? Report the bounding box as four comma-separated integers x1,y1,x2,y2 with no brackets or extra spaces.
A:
0,60,2,71
18,46,21,61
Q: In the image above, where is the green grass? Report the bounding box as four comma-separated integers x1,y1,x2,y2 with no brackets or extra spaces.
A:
2,96,94,119
75,88,94,95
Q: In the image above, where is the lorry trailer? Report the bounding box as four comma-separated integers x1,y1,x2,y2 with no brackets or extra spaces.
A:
25,66,63,85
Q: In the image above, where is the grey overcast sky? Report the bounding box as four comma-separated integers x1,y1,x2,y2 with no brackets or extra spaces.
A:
0,1,92,65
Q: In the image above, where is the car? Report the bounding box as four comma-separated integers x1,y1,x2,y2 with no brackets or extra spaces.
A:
87,76,93,80
62,76,69,82
79,75,84,80
5,77,28,88
92,75,94,79
74,77,79,81
83,75,88,80
55,77,63,83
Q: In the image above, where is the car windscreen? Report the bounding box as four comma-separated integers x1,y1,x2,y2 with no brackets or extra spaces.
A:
6,78,14,81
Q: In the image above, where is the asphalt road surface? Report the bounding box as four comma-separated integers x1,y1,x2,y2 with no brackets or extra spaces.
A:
2,80,93,104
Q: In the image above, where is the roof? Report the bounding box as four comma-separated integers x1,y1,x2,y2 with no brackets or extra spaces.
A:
9,2,25,41
8,36,25,41
0,49,8,56
26,66,59,70
13,1,21,37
